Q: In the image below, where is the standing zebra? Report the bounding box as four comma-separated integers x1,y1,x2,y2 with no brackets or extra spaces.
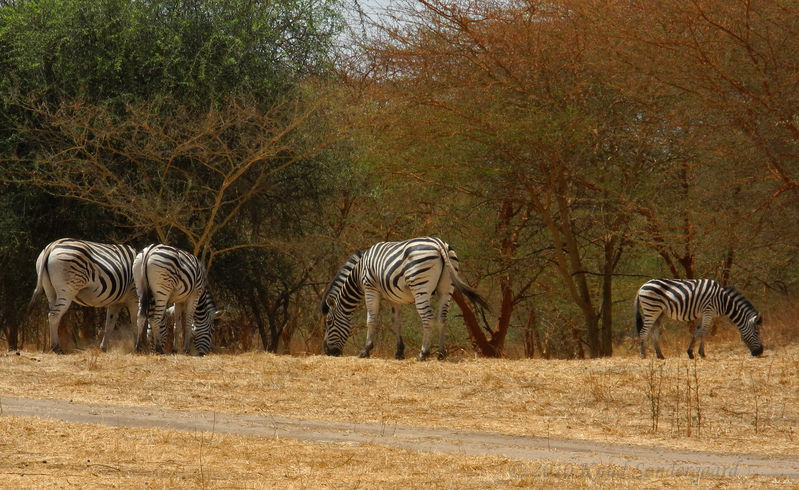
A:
321,236,489,361
133,244,218,356
635,278,763,359
27,238,139,354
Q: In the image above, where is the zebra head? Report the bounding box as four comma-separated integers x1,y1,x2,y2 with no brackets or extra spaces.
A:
743,313,763,357
322,305,353,357
321,251,364,356
724,287,763,357
192,287,219,356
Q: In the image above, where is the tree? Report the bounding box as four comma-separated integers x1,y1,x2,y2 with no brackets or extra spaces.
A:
0,0,348,352
349,0,675,357
581,0,799,283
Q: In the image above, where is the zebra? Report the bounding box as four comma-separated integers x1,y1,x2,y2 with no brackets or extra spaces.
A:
635,278,763,359
27,238,139,354
133,244,219,356
321,236,489,361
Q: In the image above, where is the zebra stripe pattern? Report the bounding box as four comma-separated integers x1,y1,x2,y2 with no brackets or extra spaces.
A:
133,244,218,356
27,238,139,354
635,278,763,359
321,236,489,361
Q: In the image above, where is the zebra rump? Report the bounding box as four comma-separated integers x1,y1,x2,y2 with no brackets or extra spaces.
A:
27,238,139,354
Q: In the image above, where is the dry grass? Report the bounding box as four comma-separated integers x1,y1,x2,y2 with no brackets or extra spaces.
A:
2,345,797,454
0,327,797,487
0,416,783,489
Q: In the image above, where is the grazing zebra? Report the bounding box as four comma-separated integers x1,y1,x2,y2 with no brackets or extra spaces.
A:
321,236,489,361
27,238,139,354
133,244,218,356
635,278,763,359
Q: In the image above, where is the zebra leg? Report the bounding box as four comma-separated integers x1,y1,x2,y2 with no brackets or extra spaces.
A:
691,315,711,359
391,305,404,360
99,304,123,352
358,290,380,358
47,297,71,354
648,317,665,360
135,300,149,353
179,303,192,354
636,313,653,359
435,294,451,361
415,293,435,361
686,323,699,359
638,323,651,359
639,330,647,359
148,300,169,355
123,298,139,353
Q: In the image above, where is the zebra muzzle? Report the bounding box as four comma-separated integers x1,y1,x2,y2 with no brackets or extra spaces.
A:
323,342,341,357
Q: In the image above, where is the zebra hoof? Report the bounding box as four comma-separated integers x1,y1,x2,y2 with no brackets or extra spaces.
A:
686,350,694,360
52,347,64,355
357,350,371,359
395,342,405,360
437,349,447,361
417,351,430,361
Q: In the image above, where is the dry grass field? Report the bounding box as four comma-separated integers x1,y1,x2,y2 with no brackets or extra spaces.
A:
0,321,797,488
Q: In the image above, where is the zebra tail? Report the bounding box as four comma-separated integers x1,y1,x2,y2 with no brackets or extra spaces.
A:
26,243,52,316
137,247,154,321
438,243,490,312
635,294,643,335
138,282,152,320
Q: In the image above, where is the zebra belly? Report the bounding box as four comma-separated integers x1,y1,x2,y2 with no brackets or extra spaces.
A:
381,285,415,305
74,287,123,307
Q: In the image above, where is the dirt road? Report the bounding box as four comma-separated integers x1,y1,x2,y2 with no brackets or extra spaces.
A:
2,396,797,480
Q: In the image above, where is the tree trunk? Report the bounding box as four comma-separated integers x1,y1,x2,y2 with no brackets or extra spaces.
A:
600,238,620,357
454,288,506,358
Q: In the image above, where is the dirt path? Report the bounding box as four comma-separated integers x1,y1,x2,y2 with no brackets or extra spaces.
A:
2,396,798,480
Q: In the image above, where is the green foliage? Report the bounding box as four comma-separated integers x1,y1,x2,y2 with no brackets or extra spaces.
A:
0,0,343,106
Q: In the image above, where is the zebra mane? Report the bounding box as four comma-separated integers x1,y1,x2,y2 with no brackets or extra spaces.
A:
321,250,364,315
723,286,758,315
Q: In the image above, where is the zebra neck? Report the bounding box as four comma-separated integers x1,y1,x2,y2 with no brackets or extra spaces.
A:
719,289,754,328
335,264,365,313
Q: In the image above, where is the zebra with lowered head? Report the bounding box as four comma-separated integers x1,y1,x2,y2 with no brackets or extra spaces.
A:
321,236,489,361
635,278,763,359
27,238,139,354
133,244,219,356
